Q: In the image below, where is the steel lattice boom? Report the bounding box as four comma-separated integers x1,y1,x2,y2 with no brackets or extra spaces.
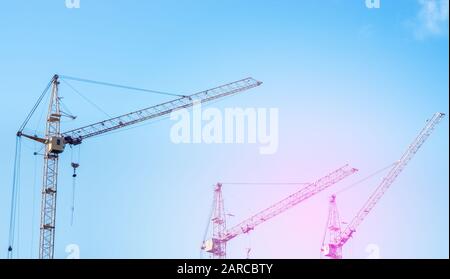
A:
323,112,445,259
222,165,358,242
63,78,262,145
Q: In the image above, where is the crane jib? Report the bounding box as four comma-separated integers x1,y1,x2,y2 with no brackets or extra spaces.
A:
220,165,358,242
335,112,445,249
63,78,262,145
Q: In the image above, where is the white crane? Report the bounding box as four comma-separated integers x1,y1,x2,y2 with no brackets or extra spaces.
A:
10,74,262,259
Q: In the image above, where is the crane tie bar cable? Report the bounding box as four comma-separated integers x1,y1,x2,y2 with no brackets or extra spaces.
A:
18,78,53,133
60,75,186,98
335,162,398,195
61,79,113,119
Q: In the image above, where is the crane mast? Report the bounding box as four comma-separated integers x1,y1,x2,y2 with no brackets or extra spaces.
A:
39,75,62,259
323,112,445,259
211,183,227,259
17,75,262,259
202,165,358,258
320,195,342,259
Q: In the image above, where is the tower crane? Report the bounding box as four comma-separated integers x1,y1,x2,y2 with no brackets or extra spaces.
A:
320,194,342,259
202,165,358,258
11,74,262,259
321,112,445,259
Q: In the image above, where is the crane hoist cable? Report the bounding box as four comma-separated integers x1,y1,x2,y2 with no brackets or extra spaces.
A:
30,145,39,258
7,136,22,259
70,145,81,226
319,209,328,259
70,164,79,226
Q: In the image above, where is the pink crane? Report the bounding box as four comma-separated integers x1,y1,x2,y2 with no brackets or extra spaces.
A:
202,165,358,258
321,112,445,259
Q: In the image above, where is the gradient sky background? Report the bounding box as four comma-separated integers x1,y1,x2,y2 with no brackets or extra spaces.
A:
0,0,448,259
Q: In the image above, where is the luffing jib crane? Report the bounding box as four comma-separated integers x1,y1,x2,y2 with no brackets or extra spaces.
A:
202,165,358,258
13,74,262,259
321,112,445,259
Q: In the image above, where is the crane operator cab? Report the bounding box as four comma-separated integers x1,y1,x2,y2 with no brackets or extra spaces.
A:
47,136,65,154
202,238,221,254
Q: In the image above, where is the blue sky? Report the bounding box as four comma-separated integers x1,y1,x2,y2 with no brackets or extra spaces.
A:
0,0,448,259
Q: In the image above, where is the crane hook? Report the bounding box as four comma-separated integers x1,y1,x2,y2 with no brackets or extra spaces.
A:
71,162,80,177
70,162,80,226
